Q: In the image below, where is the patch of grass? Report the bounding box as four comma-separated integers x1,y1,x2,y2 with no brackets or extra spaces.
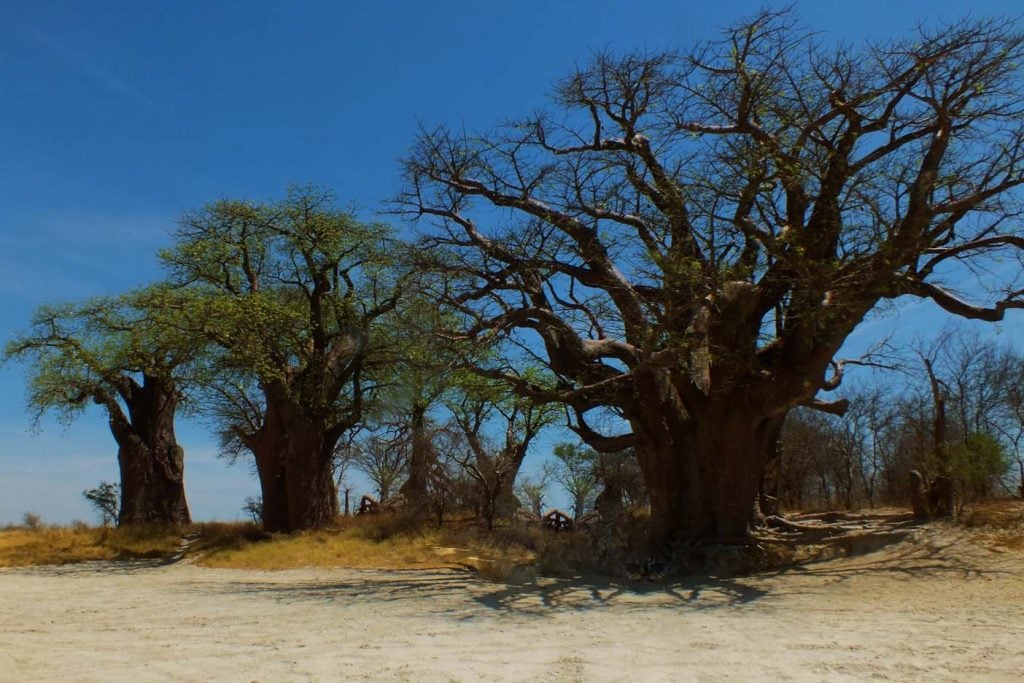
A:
0,524,184,567
0,514,594,581
194,515,537,574
960,499,1024,529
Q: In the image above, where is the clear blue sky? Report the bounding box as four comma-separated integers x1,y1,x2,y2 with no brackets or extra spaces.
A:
2,0,1022,525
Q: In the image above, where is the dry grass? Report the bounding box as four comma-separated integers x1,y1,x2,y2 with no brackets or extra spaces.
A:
958,499,1024,553
0,525,184,567
0,515,586,580
194,516,540,576
959,499,1024,528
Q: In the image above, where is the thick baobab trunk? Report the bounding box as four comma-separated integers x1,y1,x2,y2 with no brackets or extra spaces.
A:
250,392,339,533
253,444,290,533
117,438,190,525
111,379,190,526
399,402,430,509
282,423,339,530
252,438,338,532
630,391,785,547
494,466,526,518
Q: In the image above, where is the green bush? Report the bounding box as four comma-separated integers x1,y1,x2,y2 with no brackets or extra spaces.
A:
948,432,1011,499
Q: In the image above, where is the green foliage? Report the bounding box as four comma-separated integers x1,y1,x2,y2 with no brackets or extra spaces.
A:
160,186,400,434
3,287,202,427
552,442,600,518
948,432,1011,496
83,482,120,526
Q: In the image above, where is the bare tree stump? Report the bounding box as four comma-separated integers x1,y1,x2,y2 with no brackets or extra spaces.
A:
909,470,954,520
910,470,930,520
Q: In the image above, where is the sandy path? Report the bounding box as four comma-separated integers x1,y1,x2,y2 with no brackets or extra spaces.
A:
2,527,1022,682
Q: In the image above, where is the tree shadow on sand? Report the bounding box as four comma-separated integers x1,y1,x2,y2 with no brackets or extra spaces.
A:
200,567,772,617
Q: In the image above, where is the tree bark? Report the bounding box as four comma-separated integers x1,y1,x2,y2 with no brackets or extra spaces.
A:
249,385,340,533
117,438,190,525
283,426,339,530
111,377,190,526
626,371,785,547
922,357,949,472
399,402,430,510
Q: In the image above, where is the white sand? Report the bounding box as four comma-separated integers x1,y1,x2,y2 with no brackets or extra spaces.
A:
2,526,1022,682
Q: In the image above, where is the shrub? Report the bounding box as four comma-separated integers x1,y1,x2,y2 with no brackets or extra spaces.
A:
948,433,1011,501
242,496,263,525
83,481,120,526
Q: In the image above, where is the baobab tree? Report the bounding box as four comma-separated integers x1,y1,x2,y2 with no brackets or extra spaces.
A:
162,186,401,532
399,11,1024,544
5,289,197,525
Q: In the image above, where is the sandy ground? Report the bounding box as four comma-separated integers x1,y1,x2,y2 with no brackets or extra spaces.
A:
2,525,1023,682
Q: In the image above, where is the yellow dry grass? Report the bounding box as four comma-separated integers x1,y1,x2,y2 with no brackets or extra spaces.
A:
959,499,1024,553
194,517,537,574
960,499,1024,528
0,525,184,567
0,515,571,578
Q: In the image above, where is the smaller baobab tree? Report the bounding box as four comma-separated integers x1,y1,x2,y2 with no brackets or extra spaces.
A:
515,468,553,518
552,442,600,519
4,288,198,525
382,293,465,513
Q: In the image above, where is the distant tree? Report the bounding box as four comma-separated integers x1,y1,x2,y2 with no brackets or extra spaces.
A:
515,466,553,517
385,296,464,512
779,410,840,509
595,449,648,510
912,330,1023,500
346,430,409,502
1007,382,1024,498
851,388,897,508
552,442,600,519
242,496,263,525
5,289,196,525
83,481,120,526
400,10,1024,544
445,380,556,529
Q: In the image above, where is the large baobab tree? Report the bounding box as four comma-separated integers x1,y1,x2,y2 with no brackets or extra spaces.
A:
162,186,400,532
399,11,1024,544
